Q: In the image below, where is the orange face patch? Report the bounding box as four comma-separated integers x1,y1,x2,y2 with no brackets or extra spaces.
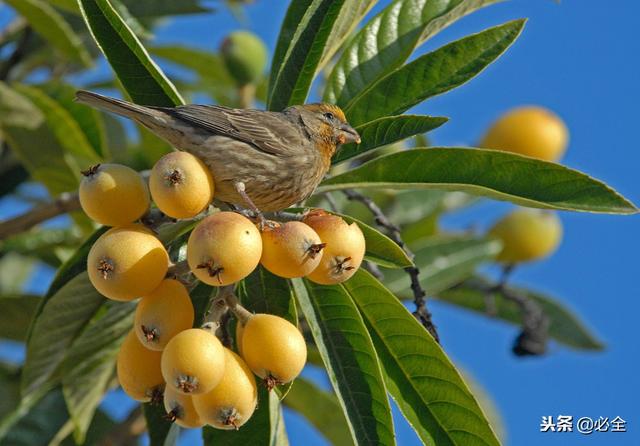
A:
304,103,347,122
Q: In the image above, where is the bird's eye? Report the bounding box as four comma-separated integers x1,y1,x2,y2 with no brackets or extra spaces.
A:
323,112,335,121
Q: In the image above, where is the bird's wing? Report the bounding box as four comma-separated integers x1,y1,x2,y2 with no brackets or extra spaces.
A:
164,105,305,156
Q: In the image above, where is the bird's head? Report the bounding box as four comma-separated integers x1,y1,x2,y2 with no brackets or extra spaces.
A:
290,104,361,156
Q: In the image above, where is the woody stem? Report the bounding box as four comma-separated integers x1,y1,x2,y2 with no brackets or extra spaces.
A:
343,189,440,343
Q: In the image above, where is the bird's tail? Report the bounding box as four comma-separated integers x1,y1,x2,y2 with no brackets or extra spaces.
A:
75,90,161,121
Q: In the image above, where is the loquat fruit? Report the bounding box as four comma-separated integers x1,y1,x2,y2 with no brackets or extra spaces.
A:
260,221,324,278
239,313,306,389
489,208,563,264
480,106,569,162
193,348,257,430
187,212,262,286
135,279,195,351
117,330,164,402
161,328,226,395
164,386,205,429
303,210,365,284
87,225,169,301
149,152,214,219
79,163,150,226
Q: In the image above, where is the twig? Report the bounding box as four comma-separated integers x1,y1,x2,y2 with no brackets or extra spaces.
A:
98,405,145,446
364,261,384,281
484,265,549,356
0,192,81,240
343,189,439,342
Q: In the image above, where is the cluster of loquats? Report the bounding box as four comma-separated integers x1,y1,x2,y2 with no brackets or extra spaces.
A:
78,150,366,430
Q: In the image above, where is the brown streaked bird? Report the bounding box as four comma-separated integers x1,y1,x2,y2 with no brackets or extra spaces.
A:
75,90,360,214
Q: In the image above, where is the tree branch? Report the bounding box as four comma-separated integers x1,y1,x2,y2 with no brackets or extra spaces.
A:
0,192,81,240
343,189,439,342
483,266,549,355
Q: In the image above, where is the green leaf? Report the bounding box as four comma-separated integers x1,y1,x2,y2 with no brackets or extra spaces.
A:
78,0,184,106
340,213,412,269
0,295,41,341
1,227,84,268
385,235,501,296
144,402,180,446
344,20,525,126
149,45,236,105
291,278,395,446
324,0,501,106
21,272,105,397
42,82,108,158
0,387,70,446
14,84,102,169
62,301,135,444
437,277,605,350
318,0,378,70
283,378,353,446
334,115,448,164
267,0,347,111
0,363,21,419
4,0,91,66
320,148,638,214
203,385,288,446
0,82,78,195
346,269,501,446
238,267,297,324
121,0,210,18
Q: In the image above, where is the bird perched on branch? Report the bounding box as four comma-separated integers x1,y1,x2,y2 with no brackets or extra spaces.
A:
75,91,360,214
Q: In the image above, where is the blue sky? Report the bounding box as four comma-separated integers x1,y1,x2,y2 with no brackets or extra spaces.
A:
2,1,640,445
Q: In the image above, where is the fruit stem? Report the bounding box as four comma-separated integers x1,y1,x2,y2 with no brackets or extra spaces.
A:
167,260,191,278
222,292,253,325
202,292,229,331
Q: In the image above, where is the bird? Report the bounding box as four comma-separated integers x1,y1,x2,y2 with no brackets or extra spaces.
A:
75,90,360,215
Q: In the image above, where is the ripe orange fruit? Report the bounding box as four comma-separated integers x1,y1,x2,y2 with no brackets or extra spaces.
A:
164,386,205,429
480,106,569,161
87,225,169,301
117,330,164,402
187,212,262,286
149,152,214,219
489,208,562,264
79,163,149,226
135,279,194,351
192,348,257,429
161,328,226,395
260,221,324,278
303,210,365,284
239,314,306,388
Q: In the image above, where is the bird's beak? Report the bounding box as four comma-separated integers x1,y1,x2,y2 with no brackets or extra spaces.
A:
339,124,361,145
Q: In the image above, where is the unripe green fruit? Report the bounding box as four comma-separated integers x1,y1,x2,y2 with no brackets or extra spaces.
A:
164,386,205,429
193,349,257,430
489,208,562,264
135,279,195,351
79,163,150,226
149,152,215,219
161,328,226,395
221,31,268,86
481,106,569,162
117,330,164,402
87,225,169,301
240,313,306,388
187,212,262,286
